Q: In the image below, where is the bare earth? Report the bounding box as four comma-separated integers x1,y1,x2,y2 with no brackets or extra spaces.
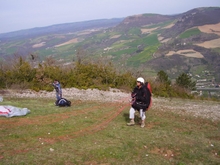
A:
54,38,78,47
1,88,220,121
198,23,220,36
166,49,204,58
195,38,220,48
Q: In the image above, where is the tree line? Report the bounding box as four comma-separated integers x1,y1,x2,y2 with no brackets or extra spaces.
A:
0,55,196,99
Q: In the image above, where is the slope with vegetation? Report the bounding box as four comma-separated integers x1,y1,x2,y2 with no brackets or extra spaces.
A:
0,7,220,96
0,55,200,99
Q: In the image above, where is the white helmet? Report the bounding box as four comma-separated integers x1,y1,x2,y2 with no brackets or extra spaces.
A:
137,77,144,84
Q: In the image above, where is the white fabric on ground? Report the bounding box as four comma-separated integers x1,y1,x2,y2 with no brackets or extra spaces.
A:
0,105,30,118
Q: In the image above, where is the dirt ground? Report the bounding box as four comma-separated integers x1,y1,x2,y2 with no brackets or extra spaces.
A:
1,88,219,121
195,38,220,48
54,38,78,47
165,49,204,58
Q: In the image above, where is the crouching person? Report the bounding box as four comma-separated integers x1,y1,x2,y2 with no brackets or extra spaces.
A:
127,77,151,128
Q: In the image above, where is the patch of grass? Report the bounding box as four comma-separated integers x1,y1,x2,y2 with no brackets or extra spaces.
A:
179,28,201,39
126,33,159,48
143,20,174,29
127,44,159,66
111,48,137,56
128,28,142,36
211,48,220,54
0,97,219,164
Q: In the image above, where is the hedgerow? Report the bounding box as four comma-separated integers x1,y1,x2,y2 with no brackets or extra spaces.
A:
0,56,196,99
0,56,135,92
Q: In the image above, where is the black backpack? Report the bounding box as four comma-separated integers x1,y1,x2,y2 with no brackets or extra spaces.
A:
56,98,71,107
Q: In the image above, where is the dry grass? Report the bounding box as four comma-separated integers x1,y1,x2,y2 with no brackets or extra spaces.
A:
195,38,220,48
110,35,121,39
198,23,220,36
54,38,79,47
165,49,204,58
163,23,175,29
32,42,46,48
141,27,158,34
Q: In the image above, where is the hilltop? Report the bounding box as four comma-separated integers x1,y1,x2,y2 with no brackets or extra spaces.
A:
0,7,220,86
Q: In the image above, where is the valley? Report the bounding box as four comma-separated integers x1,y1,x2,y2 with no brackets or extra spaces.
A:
0,7,220,87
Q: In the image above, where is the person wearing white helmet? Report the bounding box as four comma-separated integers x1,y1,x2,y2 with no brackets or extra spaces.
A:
127,77,151,128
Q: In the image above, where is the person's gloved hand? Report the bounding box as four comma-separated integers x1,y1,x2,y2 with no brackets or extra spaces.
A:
131,93,136,98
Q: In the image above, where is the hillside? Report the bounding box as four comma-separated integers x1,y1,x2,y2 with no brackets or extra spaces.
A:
0,7,220,85
0,18,123,40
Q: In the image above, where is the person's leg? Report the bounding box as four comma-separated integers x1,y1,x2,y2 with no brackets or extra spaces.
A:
127,107,135,126
140,110,146,128
56,92,59,100
139,109,143,118
138,109,143,124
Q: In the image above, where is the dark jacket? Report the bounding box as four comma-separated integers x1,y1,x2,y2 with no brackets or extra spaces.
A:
53,82,62,95
131,84,151,111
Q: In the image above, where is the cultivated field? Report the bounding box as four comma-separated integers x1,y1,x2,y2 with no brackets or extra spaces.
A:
55,38,79,47
194,23,220,48
198,23,220,36
195,38,220,48
165,49,204,58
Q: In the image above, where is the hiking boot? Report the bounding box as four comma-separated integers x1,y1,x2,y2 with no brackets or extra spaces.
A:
127,120,135,126
141,123,145,128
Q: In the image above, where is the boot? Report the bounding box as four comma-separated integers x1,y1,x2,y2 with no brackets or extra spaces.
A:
127,120,135,126
140,120,145,128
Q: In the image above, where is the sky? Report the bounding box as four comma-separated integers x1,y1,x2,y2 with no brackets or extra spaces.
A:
0,0,219,34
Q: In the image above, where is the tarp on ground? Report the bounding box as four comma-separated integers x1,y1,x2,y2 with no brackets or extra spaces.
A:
0,105,30,118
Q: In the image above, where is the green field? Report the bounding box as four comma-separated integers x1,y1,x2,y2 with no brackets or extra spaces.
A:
179,28,201,39
0,97,219,164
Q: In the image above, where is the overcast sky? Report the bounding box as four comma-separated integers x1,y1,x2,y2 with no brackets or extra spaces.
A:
0,0,219,34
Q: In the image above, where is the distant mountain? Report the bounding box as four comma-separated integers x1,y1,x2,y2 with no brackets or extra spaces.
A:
0,18,124,40
162,7,220,38
0,7,220,84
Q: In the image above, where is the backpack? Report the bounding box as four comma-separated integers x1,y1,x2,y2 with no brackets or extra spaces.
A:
145,82,152,110
56,98,71,107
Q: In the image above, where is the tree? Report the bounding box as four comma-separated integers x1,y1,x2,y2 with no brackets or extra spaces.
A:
175,73,196,90
156,70,171,85
12,57,36,83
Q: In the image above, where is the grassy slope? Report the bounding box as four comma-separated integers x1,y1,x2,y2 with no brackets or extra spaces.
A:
1,16,219,81
179,28,201,39
0,97,219,165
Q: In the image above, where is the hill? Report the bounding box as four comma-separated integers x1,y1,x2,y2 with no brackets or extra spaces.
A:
0,18,123,40
0,7,220,86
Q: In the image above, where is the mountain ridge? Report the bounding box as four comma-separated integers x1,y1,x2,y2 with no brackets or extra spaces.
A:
0,18,124,40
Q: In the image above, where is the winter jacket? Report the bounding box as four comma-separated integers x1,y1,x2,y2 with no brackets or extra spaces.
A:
131,85,151,111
